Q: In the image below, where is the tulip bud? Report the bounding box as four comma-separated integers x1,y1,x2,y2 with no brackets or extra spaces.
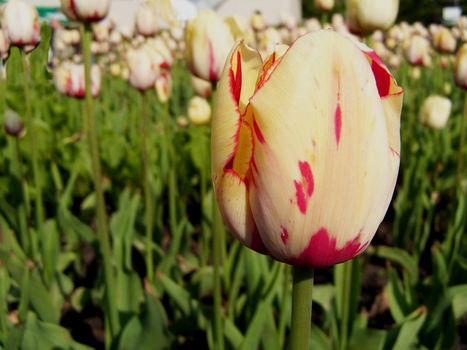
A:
433,27,456,54
251,11,266,32
61,0,110,23
54,62,101,98
404,35,431,66
315,0,334,11
135,4,158,37
212,30,403,267
2,0,40,48
186,10,235,82
188,96,211,125
127,47,159,91
347,0,399,34
190,74,212,98
155,71,172,103
4,109,24,137
419,95,451,129
454,43,467,89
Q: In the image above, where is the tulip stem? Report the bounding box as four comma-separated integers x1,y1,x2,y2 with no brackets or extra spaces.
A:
289,266,314,350
457,93,467,190
140,90,154,283
10,137,30,255
212,199,225,350
339,261,352,350
82,23,119,339
21,51,43,257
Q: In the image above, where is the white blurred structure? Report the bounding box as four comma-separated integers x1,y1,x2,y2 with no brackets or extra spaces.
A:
21,0,302,27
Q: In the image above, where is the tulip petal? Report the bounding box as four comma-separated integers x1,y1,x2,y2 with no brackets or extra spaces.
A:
212,41,264,252
249,30,401,266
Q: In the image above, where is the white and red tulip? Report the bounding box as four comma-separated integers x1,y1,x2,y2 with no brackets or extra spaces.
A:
211,30,403,267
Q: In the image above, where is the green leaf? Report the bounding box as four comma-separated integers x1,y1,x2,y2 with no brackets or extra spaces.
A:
373,246,418,284
387,267,412,323
391,307,427,350
349,328,386,350
117,292,172,350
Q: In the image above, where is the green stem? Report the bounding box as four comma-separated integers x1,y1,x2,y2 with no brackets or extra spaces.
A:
457,93,466,190
11,138,30,255
277,264,291,349
140,91,154,283
21,51,43,253
339,261,353,350
82,23,119,339
289,266,314,350
212,200,224,350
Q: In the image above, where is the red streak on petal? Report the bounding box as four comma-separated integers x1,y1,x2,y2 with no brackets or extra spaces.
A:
335,104,342,146
371,60,391,97
208,40,217,82
289,228,366,268
390,146,400,158
299,161,314,196
294,180,307,214
280,226,289,244
229,50,242,105
253,118,265,144
294,161,314,214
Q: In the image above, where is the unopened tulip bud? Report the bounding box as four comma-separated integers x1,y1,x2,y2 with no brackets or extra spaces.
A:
347,0,399,34
251,11,266,32
190,74,212,98
135,4,158,37
127,48,159,91
454,43,467,89
305,18,322,33
155,71,172,103
177,115,189,128
433,27,456,54
54,62,101,98
419,95,451,129
4,109,24,137
212,30,403,267
109,63,121,77
408,67,421,80
188,96,211,125
315,0,334,11
186,10,235,82
61,0,110,23
405,35,430,66
3,0,40,48
443,82,452,95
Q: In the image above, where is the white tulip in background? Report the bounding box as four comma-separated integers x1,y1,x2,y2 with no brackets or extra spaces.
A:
419,95,452,129
2,0,40,48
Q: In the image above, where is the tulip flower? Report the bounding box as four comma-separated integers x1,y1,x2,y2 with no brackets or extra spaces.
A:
155,71,172,103
188,96,211,125
4,109,24,138
455,43,467,89
315,0,334,11
433,27,456,54
419,95,451,129
347,0,400,34
61,0,110,23
2,0,40,48
135,4,158,37
186,10,235,82
251,11,267,32
127,47,159,91
211,30,403,268
190,74,212,98
405,35,431,66
54,62,101,98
